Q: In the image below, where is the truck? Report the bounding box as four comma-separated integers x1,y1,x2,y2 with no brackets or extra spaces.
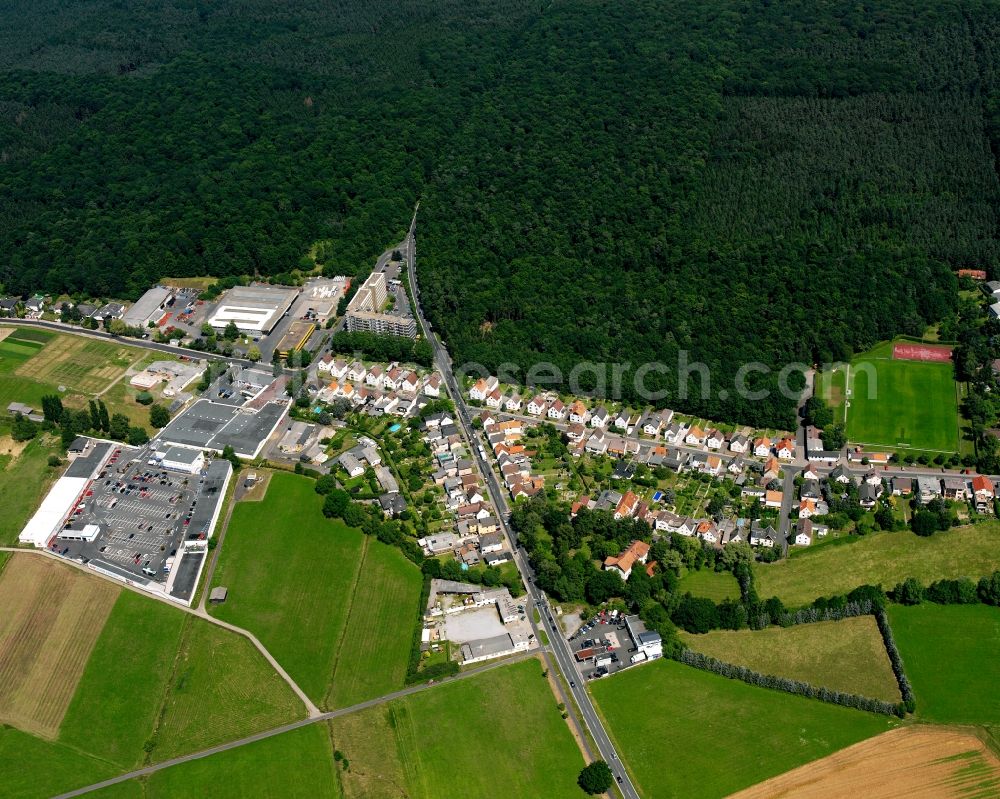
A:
630,651,648,665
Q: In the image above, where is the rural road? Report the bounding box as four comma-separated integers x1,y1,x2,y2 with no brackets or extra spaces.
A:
52,651,537,799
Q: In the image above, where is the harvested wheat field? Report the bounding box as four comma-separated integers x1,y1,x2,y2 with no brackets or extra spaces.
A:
728,726,1000,799
0,555,118,738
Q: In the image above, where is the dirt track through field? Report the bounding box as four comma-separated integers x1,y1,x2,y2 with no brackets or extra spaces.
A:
0,555,118,738
728,726,1000,799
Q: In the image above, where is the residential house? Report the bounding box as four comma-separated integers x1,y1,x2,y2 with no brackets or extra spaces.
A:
470,376,498,401
348,361,367,383
478,532,504,554
775,438,795,460
706,429,725,450
764,489,783,509
485,388,504,409
753,437,772,458
424,373,442,397
891,476,913,496
527,395,547,416
547,399,566,420
794,520,814,546
569,401,590,425
383,366,402,391
942,477,970,502
603,540,650,580
729,434,749,454
613,490,640,520
917,477,942,502
859,483,879,509
798,498,818,519
591,407,609,428
504,392,522,412
685,425,706,446
972,475,995,512
830,465,853,485
642,413,663,438
749,520,780,548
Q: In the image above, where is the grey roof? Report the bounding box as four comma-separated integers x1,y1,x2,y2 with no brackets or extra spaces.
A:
123,286,172,326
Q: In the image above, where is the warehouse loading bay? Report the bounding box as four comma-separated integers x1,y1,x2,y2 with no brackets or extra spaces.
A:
53,442,229,602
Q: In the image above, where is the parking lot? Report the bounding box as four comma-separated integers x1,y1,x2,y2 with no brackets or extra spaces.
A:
54,443,226,585
568,612,632,680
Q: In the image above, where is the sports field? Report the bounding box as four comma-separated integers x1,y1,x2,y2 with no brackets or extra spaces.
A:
888,603,1000,728
210,473,422,709
755,523,1000,606
0,555,118,739
329,658,585,799
820,340,961,453
680,616,900,702
591,659,894,799
677,568,741,601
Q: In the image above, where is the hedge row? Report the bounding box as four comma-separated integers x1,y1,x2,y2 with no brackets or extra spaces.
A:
873,608,916,713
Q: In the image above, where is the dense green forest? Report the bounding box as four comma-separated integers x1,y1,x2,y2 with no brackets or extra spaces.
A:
1,1,999,426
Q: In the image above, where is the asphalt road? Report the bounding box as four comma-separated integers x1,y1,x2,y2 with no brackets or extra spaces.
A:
406,207,640,797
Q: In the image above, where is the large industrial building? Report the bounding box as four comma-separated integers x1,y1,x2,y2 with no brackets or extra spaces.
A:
122,286,175,329
345,272,417,338
208,284,298,338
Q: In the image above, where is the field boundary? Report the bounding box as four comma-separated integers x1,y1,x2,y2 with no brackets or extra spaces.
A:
322,536,370,709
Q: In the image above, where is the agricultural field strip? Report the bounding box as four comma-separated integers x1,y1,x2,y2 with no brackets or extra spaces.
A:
0,555,118,739
52,652,536,799
0,547,320,717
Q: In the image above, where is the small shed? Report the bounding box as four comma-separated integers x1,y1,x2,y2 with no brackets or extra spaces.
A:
209,586,228,604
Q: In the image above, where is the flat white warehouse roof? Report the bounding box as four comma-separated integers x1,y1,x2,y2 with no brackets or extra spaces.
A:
19,476,89,547
208,285,297,333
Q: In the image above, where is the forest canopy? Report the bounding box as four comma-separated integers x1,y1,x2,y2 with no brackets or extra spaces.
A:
1,0,999,427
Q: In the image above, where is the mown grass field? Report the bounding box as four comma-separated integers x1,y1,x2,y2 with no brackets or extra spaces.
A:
888,603,1000,728
591,659,895,799
325,541,423,708
819,339,962,454
329,658,585,799
0,725,117,799
209,473,366,703
152,615,307,761
60,591,186,769
142,723,340,799
0,435,61,545
680,616,900,703
211,472,422,710
755,524,1000,606
677,568,741,601
0,555,119,739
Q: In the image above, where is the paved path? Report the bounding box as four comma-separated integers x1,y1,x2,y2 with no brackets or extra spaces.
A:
0,546,320,717
53,651,535,799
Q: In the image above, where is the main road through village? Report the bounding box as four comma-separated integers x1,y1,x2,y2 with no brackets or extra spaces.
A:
404,208,641,798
